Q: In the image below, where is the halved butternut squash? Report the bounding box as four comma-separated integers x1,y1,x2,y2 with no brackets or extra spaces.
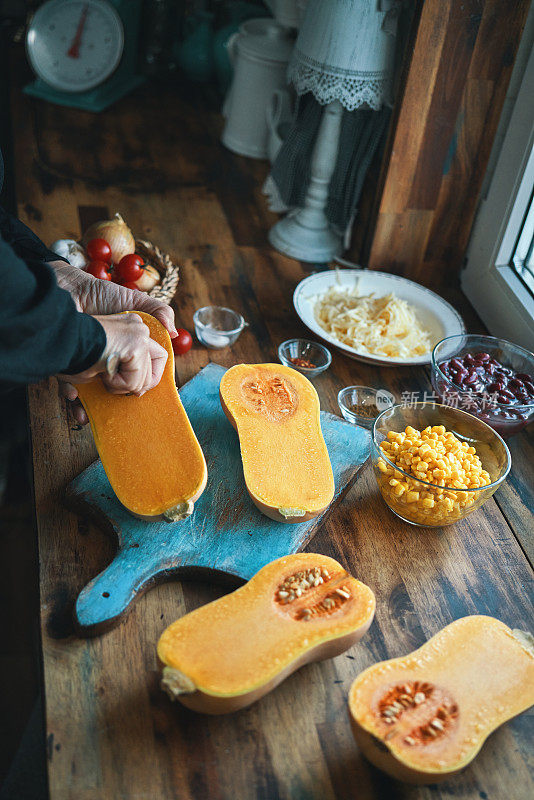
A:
348,615,534,784
158,553,375,714
219,364,335,522
76,312,207,521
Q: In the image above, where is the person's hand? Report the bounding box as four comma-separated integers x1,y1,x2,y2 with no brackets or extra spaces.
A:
49,260,177,335
60,309,168,386
51,261,176,424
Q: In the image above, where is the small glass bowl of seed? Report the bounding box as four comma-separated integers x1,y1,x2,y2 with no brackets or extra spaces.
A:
338,385,395,429
278,338,332,378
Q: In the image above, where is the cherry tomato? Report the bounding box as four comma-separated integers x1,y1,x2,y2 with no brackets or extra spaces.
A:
86,260,111,280
86,238,112,264
172,328,193,355
115,253,144,282
120,281,139,290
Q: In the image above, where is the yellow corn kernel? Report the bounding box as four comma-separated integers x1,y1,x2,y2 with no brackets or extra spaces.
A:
377,424,490,522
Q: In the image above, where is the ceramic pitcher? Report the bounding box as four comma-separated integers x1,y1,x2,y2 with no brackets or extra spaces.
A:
221,19,294,159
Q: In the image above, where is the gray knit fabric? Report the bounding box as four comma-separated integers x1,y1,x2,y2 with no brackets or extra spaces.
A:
269,93,390,234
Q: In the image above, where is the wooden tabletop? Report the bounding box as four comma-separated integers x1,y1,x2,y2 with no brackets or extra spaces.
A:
11,71,534,800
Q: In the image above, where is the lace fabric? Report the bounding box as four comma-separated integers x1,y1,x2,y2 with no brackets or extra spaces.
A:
288,0,399,111
288,60,392,111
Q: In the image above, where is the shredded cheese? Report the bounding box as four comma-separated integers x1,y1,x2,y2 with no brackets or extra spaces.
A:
314,286,432,359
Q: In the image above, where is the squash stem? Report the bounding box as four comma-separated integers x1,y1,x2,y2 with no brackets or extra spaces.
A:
164,501,194,523
278,507,306,519
161,666,196,700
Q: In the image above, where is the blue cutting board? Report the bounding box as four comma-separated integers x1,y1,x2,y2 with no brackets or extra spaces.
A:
66,363,371,635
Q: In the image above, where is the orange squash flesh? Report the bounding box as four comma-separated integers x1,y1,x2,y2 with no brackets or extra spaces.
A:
76,312,207,521
219,364,335,523
158,553,375,714
348,615,534,784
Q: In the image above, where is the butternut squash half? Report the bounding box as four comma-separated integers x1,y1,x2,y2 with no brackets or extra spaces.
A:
348,615,534,784
219,364,335,522
76,312,207,521
158,553,375,714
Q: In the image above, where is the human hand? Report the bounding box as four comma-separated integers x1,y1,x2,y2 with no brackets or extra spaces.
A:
51,262,175,424
49,260,177,336
58,313,168,423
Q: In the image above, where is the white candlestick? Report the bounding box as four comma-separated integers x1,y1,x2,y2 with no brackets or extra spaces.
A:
268,100,344,262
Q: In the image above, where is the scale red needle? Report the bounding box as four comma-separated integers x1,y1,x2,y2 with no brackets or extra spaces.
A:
67,4,89,59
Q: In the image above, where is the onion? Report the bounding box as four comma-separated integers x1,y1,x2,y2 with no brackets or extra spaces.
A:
50,239,87,268
82,213,135,264
135,263,161,292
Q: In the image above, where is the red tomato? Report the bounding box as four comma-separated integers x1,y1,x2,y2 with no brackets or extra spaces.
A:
86,238,112,264
86,260,111,280
115,254,144,282
120,281,139,290
172,328,193,355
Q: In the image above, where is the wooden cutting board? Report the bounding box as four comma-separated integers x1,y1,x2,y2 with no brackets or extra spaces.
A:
66,363,371,635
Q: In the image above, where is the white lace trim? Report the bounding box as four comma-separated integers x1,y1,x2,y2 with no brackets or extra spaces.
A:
288,62,391,110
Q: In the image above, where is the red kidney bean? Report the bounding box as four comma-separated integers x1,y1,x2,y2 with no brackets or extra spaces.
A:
437,353,534,435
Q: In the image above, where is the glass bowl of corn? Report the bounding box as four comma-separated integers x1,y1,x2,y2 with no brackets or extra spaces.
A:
371,402,511,527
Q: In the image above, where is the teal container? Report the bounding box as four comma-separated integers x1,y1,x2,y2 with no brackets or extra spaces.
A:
175,11,215,82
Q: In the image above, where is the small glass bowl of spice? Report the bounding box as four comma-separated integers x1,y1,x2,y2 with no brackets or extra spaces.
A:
338,386,394,429
278,338,332,378
193,306,248,349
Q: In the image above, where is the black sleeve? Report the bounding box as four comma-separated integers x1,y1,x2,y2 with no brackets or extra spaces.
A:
0,233,106,390
0,204,68,265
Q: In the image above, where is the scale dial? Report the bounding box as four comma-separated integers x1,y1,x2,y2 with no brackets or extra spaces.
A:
26,0,124,93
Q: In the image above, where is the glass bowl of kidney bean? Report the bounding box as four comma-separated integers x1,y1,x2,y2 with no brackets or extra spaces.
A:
431,334,534,437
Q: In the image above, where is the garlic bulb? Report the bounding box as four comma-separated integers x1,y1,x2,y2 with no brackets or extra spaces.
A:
50,239,87,268
82,213,135,264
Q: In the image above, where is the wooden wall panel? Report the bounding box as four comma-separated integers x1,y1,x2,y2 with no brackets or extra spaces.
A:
366,0,530,291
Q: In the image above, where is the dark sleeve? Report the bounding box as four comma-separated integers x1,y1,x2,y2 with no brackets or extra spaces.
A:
0,233,106,390
0,205,68,264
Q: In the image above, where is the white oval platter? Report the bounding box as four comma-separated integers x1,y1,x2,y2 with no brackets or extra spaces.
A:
293,269,466,367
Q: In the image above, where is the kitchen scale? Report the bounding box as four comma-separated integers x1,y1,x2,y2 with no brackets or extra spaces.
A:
24,0,145,112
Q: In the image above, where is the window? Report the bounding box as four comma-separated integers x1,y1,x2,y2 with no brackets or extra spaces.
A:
512,178,534,296
461,7,534,351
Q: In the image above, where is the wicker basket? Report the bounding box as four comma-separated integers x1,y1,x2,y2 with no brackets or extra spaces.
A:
135,239,180,305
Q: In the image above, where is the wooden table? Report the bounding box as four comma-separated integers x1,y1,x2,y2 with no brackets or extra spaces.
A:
11,70,534,800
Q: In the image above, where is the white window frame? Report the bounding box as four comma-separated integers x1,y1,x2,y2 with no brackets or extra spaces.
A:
461,10,534,352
